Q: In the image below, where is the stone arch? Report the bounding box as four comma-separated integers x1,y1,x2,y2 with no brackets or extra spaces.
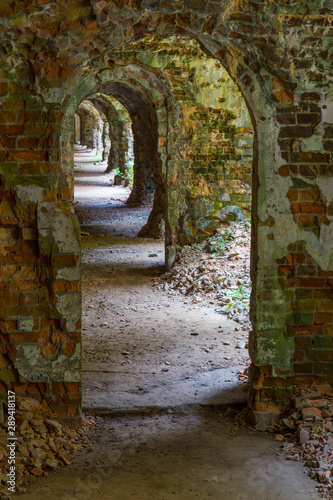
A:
58,34,265,416
89,81,159,207
87,94,129,173
61,60,181,240
77,100,106,154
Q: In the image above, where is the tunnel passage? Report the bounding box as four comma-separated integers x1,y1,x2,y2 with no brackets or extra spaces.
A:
76,99,107,156
88,82,161,208
0,3,332,431
76,82,166,239
87,94,132,174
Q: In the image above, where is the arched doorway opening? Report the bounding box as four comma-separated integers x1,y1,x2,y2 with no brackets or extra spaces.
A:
65,35,256,415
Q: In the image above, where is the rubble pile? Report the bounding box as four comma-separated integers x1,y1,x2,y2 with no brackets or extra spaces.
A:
156,222,251,328
0,397,96,495
268,382,333,498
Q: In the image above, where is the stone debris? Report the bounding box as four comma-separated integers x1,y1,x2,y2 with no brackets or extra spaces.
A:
237,368,249,384
0,397,96,496
267,382,333,499
155,222,251,329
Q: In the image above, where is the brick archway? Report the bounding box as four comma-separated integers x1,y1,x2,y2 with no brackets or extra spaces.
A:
0,4,331,429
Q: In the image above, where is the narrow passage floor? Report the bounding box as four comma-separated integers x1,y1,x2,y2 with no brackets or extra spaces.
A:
17,157,321,500
74,155,250,412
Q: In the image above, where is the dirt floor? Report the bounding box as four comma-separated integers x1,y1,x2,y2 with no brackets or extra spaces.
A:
16,153,321,499
17,409,320,500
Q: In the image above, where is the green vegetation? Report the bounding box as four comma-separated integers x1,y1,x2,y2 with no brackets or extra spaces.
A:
205,229,234,254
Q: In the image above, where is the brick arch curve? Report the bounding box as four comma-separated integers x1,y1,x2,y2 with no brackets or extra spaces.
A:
86,94,129,173
61,59,182,240
58,33,267,419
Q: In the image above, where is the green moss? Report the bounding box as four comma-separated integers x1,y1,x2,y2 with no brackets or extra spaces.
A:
256,330,295,371
0,164,18,175
6,175,49,189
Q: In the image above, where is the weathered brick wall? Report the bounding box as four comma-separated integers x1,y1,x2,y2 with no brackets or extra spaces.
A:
116,37,253,245
77,100,104,154
0,1,332,428
0,76,82,417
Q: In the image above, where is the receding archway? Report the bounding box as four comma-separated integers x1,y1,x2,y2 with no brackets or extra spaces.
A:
61,35,258,422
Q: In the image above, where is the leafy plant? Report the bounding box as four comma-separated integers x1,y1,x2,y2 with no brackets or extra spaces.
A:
127,159,134,184
225,284,250,301
114,168,124,178
115,160,134,185
205,229,234,254
220,284,250,314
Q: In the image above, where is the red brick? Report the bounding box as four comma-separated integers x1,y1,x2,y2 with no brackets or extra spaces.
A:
0,137,16,149
40,342,62,355
17,137,39,149
324,300,333,311
314,312,333,324
0,321,17,332
296,114,320,125
9,254,39,265
0,293,18,306
298,165,319,176
0,125,24,135
19,292,39,306
2,98,25,110
288,324,322,336
297,265,317,276
52,405,80,417
286,253,306,264
295,215,318,227
279,126,313,138
52,382,66,393
0,282,9,293
8,150,48,162
0,111,17,123
63,343,76,356
287,375,322,386
312,362,333,374
0,82,8,96
278,165,290,176
274,388,293,400
299,189,320,201
278,265,295,277
10,382,49,393
253,401,284,412
0,191,16,202
306,350,333,361
292,152,329,163
301,92,321,101
52,382,80,393
9,331,43,342
295,337,314,349
286,189,298,201
314,289,333,299
298,277,326,287
277,114,296,124
53,280,80,292
51,255,79,267
22,228,38,240
292,202,326,215
294,363,313,374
